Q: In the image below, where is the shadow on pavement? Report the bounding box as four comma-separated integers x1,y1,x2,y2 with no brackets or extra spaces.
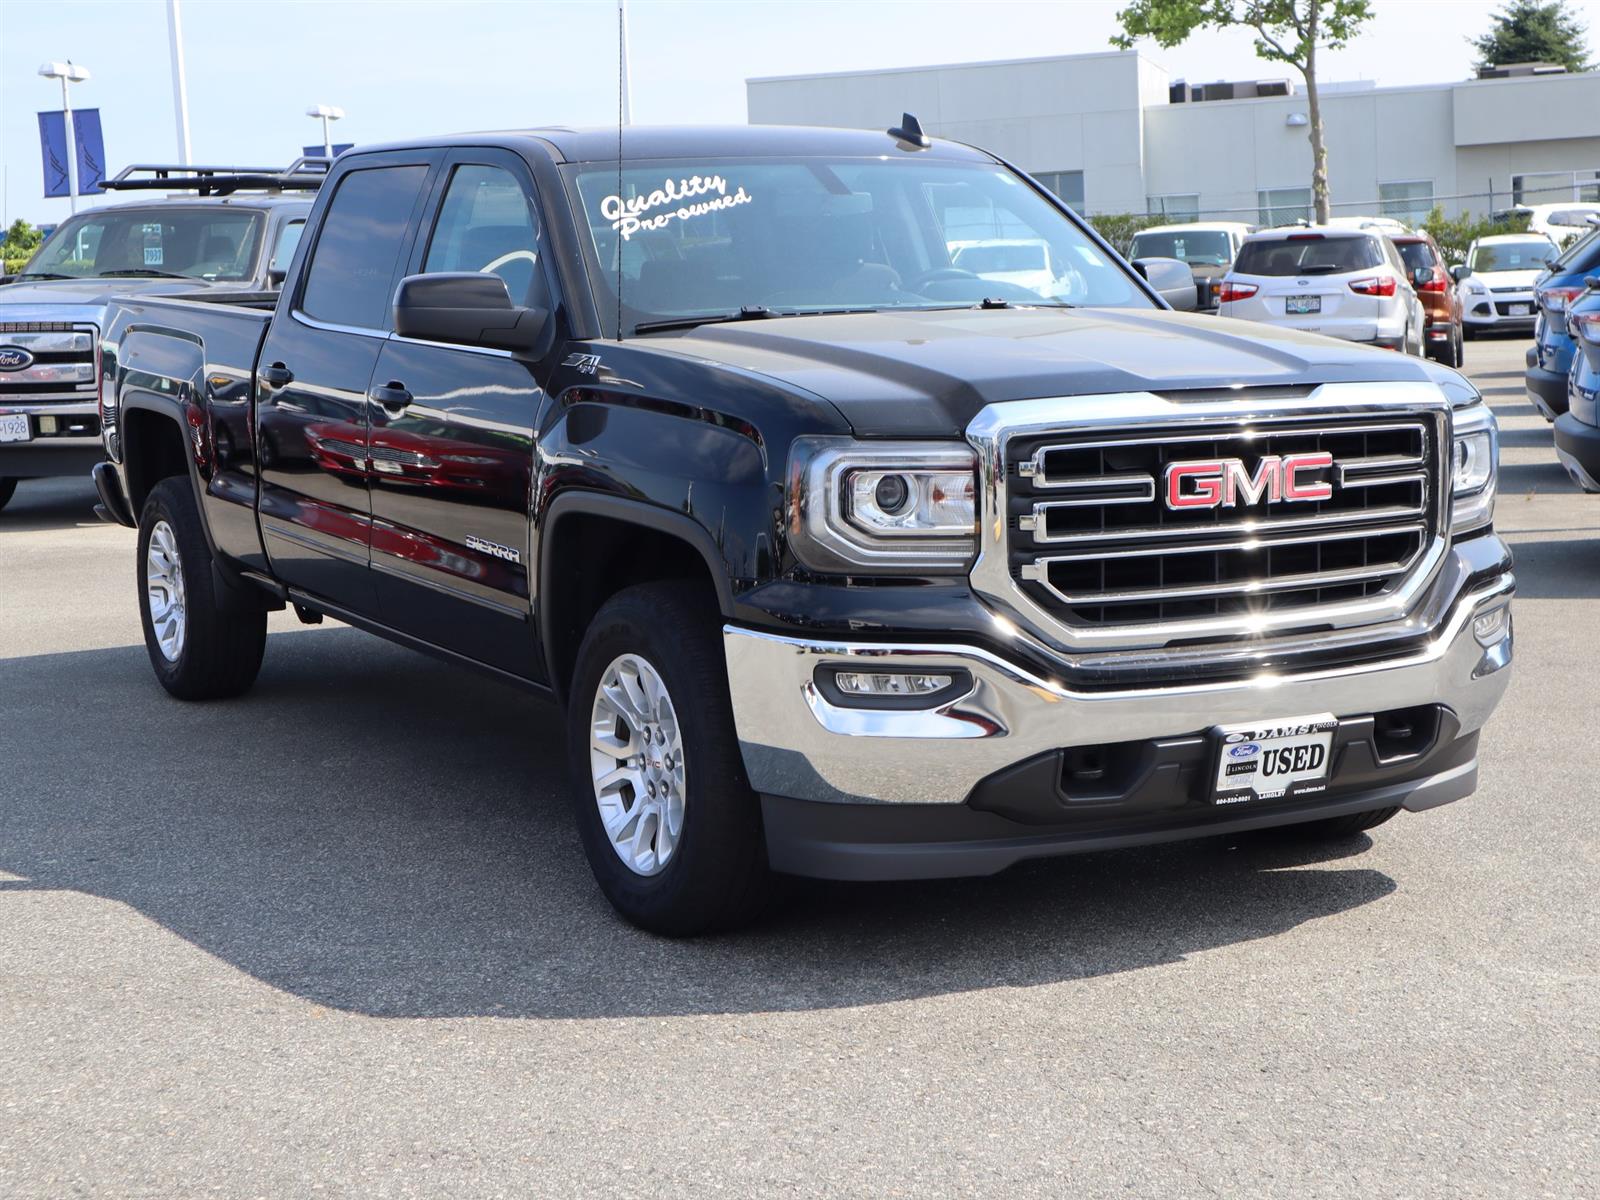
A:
1495,533,1600,600
0,477,104,534
0,627,1395,1020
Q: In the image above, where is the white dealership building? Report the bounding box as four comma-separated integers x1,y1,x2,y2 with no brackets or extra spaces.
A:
746,51,1600,224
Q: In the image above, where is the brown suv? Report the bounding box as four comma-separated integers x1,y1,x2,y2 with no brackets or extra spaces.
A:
1392,232,1464,366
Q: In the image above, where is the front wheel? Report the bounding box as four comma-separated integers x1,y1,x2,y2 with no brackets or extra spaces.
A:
0,477,17,513
566,582,770,935
137,477,267,700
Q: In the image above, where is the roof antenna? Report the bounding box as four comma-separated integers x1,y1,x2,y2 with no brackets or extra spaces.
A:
887,112,931,150
615,0,627,341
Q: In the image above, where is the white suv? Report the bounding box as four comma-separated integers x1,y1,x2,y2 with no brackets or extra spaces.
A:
1217,227,1426,353
1456,233,1559,338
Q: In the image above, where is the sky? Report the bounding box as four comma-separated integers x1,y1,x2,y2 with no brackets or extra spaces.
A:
4,0,1598,226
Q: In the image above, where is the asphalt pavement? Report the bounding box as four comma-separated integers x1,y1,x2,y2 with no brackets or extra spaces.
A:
1,334,1596,1198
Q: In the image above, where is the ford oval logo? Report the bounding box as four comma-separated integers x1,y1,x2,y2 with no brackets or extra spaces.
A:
0,347,35,372
1228,743,1261,759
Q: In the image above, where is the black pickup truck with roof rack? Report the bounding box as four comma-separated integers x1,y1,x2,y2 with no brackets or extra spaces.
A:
0,160,323,512
92,123,1513,934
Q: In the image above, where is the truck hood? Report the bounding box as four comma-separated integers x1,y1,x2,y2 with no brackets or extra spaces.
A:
645,306,1454,436
0,276,211,308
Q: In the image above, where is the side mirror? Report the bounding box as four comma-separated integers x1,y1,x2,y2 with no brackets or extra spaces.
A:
1411,267,1433,289
393,272,549,354
1586,275,1600,292
1450,264,1472,283
1132,256,1197,311
267,267,287,289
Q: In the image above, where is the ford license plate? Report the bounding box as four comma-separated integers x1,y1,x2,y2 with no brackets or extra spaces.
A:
1212,715,1337,805
1287,295,1321,315
0,413,30,443
1508,303,1531,316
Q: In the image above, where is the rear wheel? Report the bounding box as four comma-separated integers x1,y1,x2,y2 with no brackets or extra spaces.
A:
0,477,16,513
137,477,267,700
566,582,770,935
1444,323,1464,367
1287,806,1400,840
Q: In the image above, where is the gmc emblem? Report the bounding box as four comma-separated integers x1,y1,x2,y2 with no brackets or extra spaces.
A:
1164,452,1334,510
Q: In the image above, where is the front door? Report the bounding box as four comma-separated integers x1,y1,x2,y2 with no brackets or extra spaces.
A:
366,154,554,677
256,156,436,609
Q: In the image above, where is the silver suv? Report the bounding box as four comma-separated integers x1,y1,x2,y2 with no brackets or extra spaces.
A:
1217,227,1426,354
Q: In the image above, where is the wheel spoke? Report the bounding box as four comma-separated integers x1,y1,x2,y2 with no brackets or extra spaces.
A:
588,652,687,878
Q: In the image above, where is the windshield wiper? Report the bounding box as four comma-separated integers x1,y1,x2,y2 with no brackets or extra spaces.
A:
13,272,74,280
633,305,885,334
100,268,191,279
633,305,777,334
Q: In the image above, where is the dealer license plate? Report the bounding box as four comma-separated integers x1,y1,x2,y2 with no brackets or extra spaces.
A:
1212,714,1337,805
0,413,30,443
1287,295,1321,315
1508,303,1531,316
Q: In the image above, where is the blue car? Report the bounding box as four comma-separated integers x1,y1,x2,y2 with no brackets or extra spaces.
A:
1527,225,1600,421
1552,284,1600,490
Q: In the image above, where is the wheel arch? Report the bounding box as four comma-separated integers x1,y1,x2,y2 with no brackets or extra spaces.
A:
538,491,736,706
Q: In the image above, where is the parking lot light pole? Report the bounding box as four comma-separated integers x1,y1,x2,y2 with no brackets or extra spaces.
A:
38,60,91,214
305,104,344,158
167,0,193,164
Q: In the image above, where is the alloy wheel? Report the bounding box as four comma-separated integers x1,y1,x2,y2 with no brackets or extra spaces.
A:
588,652,687,876
146,519,187,662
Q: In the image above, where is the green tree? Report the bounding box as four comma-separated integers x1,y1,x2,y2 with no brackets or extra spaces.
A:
1471,1,1592,73
1112,1,1374,224
3,219,44,275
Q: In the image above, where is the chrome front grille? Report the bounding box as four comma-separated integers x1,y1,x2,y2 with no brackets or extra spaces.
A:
1007,420,1434,627
967,386,1453,654
0,323,98,403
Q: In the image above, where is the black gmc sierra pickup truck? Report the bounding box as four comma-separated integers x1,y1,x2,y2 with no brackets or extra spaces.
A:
93,125,1514,934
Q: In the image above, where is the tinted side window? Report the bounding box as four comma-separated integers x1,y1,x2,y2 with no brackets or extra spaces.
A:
300,165,428,328
1396,242,1435,273
270,219,306,275
423,164,546,306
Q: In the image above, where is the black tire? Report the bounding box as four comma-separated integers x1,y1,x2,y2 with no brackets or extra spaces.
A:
1463,323,1477,341
0,477,16,513
1288,805,1401,840
1446,324,1464,368
566,582,770,936
137,477,267,700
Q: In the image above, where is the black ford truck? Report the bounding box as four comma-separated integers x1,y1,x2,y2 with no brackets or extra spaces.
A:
94,126,1514,934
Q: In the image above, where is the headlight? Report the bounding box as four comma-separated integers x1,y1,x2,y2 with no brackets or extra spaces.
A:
1450,402,1497,534
788,437,977,573
1465,280,1488,295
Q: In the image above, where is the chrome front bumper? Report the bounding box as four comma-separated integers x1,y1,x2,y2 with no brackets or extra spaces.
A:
724,566,1514,808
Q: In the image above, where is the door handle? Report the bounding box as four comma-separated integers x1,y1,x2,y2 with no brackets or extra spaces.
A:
369,381,413,413
260,362,293,388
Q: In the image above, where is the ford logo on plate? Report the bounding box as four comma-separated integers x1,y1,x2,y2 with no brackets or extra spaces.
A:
0,347,34,372
1228,743,1261,759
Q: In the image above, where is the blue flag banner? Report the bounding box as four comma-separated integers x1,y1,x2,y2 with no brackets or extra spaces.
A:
74,109,106,194
38,111,71,198
38,109,108,197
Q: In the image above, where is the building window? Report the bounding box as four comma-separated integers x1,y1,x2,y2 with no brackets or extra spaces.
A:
1379,180,1434,225
1035,170,1085,211
1147,194,1200,221
1258,186,1312,227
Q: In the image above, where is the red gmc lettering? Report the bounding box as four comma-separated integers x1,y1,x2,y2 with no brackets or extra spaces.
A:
1164,452,1334,510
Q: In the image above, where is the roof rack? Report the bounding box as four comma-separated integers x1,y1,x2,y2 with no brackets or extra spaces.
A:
99,157,332,197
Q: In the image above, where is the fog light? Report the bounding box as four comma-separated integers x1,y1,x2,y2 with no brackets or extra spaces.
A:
834,671,953,696
1473,606,1509,647
39,415,58,434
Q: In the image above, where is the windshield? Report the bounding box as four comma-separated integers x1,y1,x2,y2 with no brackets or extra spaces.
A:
565,156,1147,333
1128,230,1232,266
1394,241,1436,273
1469,239,1555,273
1233,235,1382,277
21,206,265,282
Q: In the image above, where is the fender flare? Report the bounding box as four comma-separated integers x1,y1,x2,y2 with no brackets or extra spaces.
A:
537,490,737,692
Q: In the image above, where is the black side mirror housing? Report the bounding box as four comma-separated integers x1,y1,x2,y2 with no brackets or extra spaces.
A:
393,272,549,354
1132,256,1197,311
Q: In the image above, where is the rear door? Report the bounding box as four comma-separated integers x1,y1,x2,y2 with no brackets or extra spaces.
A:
256,153,437,609
365,150,555,676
